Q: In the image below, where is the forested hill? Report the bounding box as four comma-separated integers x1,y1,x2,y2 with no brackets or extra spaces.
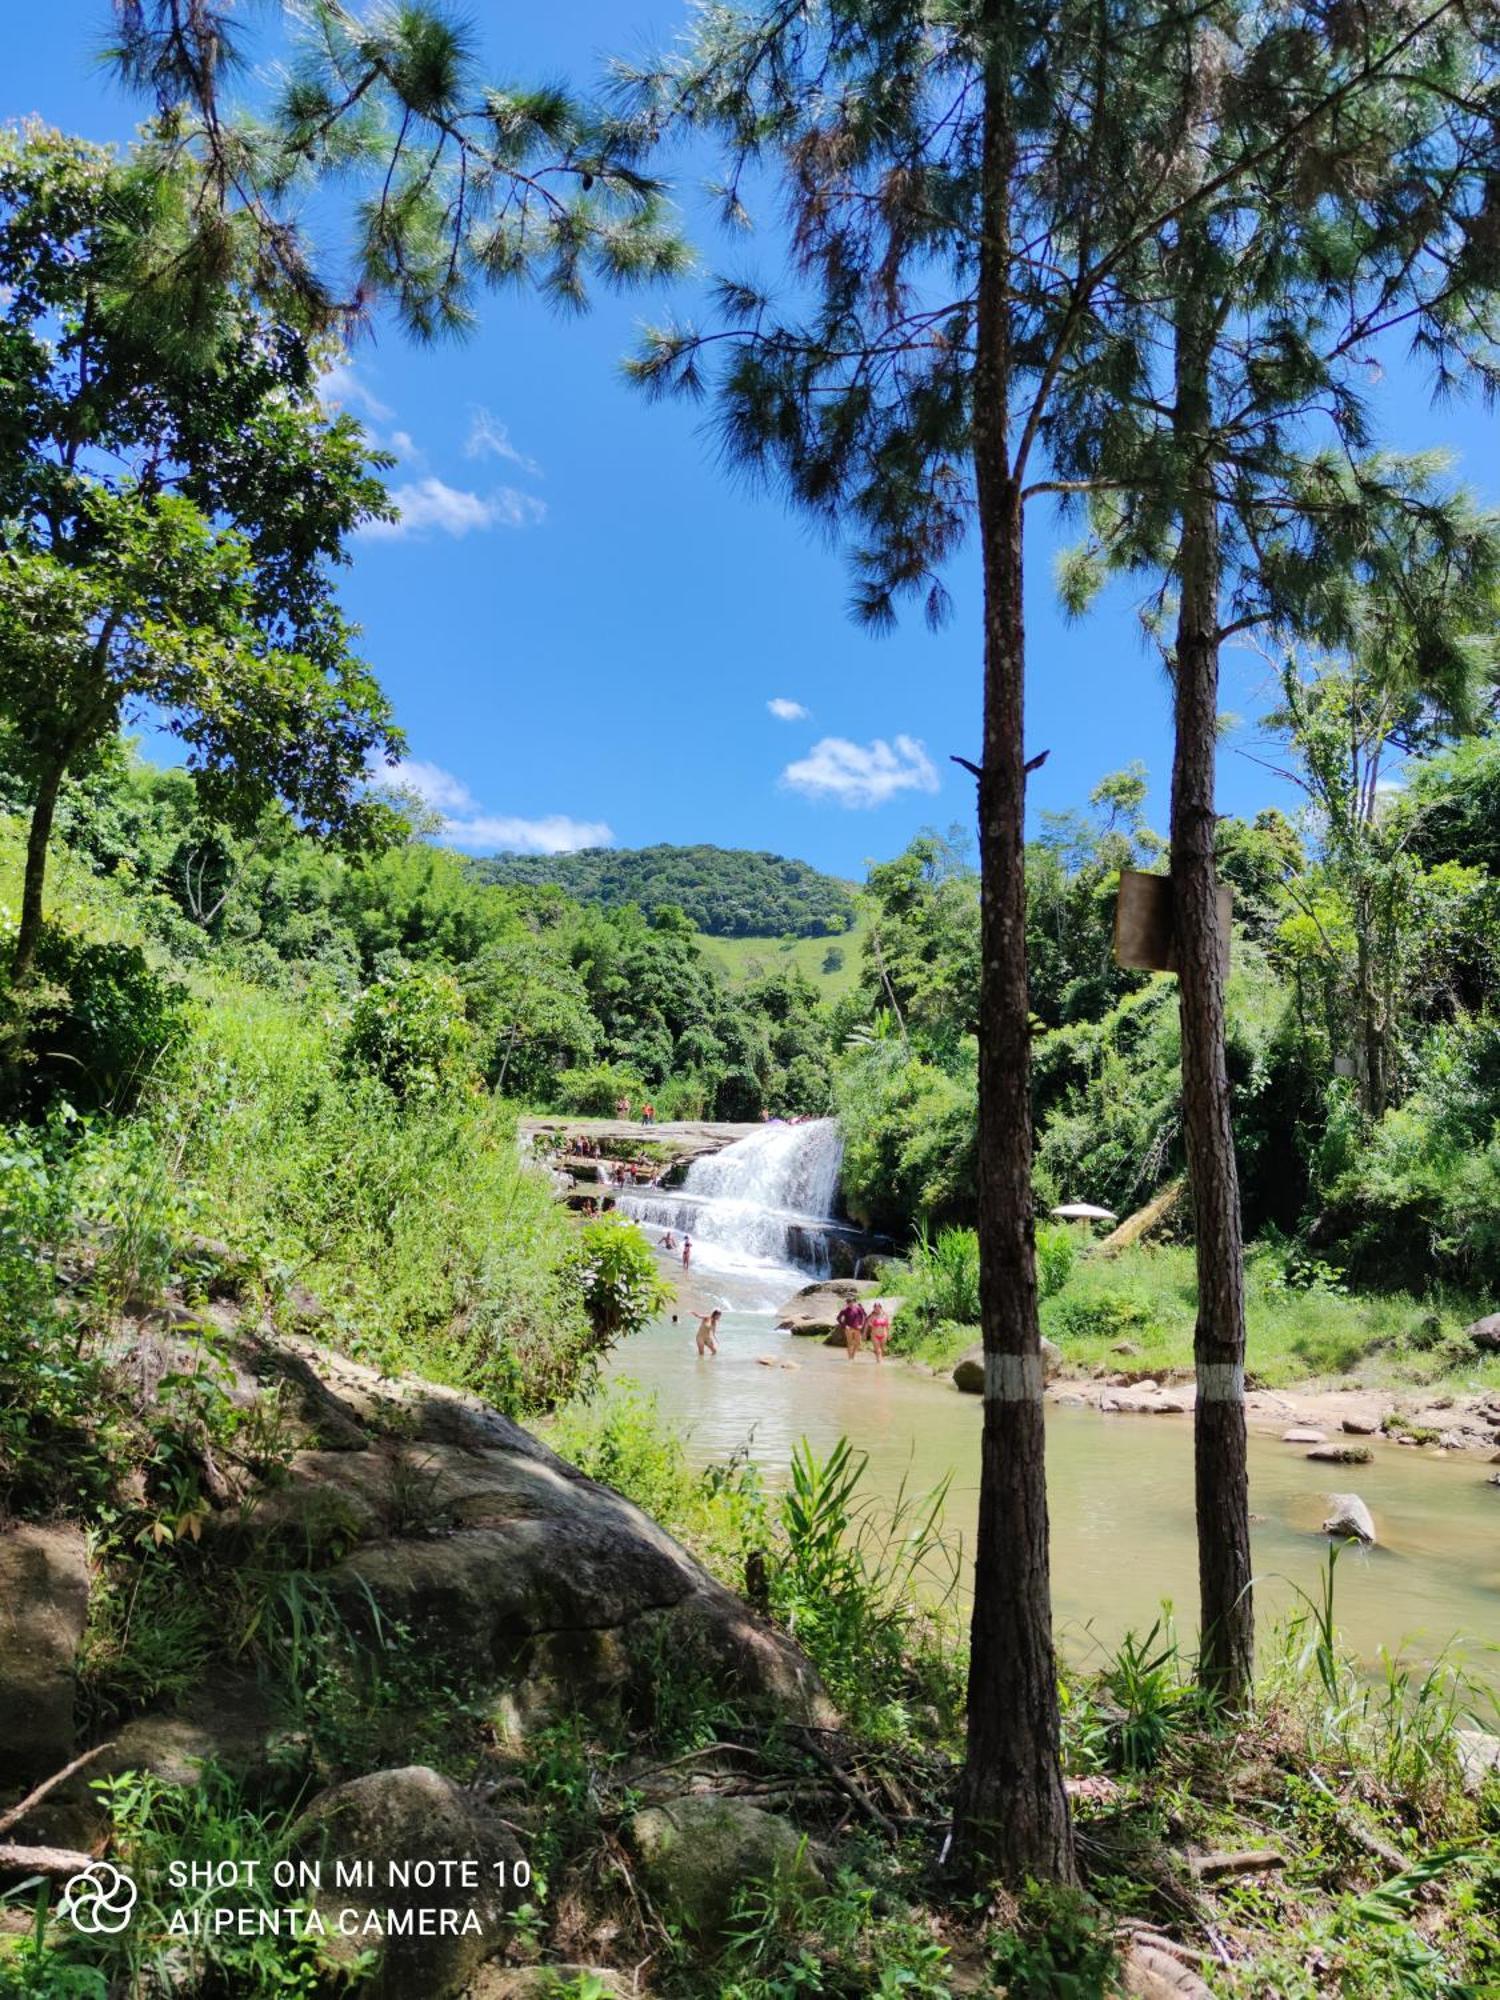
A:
469,843,858,937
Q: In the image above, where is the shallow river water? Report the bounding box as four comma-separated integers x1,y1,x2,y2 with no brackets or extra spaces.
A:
606,1118,1499,1694
607,1302,1500,1693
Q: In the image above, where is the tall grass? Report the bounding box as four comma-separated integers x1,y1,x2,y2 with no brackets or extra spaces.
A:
1038,1240,1500,1392
155,976,596,1412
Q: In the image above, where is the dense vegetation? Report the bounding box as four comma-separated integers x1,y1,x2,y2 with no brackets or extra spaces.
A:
0,742,841,1129
4,5,1500,1991
471,843,857,939
836,737,1500,1304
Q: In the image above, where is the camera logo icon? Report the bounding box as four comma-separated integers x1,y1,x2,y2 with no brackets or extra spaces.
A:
59,1860,138,1934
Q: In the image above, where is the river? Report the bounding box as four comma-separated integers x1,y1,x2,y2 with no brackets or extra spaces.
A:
608,1120,1500,1692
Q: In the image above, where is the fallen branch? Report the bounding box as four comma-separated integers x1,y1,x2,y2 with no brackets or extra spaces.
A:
0,1744,116,1839
0,1841,97,1883
1188,1848,1285,1881
1303,1769,1408,1874
792,1727,899,1839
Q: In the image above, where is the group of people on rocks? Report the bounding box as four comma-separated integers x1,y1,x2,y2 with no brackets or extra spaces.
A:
599,1157,661,1188
661,1231,692,1269
835,1296,890,1362
615,1095,656,1124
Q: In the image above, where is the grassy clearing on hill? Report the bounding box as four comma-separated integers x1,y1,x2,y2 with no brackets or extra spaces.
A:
695,912,870,999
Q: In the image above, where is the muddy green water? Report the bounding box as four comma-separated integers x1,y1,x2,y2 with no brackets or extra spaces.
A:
608,1306,1500,1693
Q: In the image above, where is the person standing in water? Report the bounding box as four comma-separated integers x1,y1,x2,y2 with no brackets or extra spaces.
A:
866,1300,890,1363
836,1297,867,1360
694,1308,721,1355
682,1236,692,1270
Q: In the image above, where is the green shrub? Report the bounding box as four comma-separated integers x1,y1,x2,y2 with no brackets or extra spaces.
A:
164,982,596,1416
1051,1288,1162,1343
577,1214,673,1337
1035,1221,1077,1300
4,922,186,1115
988,1883,1120,1999
341,964,475,1101
897,1226,981,1327
547,1383,768,1583
554,1061,646,1116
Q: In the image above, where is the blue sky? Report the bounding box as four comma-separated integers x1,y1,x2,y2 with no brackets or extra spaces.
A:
11,5,1500,883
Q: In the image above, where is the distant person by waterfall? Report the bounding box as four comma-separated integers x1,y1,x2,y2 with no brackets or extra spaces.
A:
682,1236,692,1270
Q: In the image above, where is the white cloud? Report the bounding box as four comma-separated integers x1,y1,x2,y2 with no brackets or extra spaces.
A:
767,697,810,722
442,813,612,854
465,407,543,477
384,760,609,854
359,477,547,540
318,361,393,422
780,734,941,809
389,758,478,815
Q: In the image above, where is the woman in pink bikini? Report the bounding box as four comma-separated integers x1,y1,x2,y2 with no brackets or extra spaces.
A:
866,1300,890,1362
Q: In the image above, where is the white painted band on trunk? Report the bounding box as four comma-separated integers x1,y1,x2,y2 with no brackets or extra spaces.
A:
984,1352,1046,1402
1197,1362,1245,1403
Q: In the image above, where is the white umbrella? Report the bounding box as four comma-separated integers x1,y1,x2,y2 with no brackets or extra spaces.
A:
1050,1202,1118,1222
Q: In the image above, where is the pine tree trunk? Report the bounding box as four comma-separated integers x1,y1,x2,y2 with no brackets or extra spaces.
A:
1353,884,1386,1119
11,755,65,989
949,36,1076,1889
1172,243,1254,1709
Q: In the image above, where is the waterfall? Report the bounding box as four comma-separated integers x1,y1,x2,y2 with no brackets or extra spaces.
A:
615,1119,851,1280
684,1119,844,1218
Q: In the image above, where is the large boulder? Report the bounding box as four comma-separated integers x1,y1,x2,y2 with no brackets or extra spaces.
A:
625,1795,822,1942
293,1767,524,1999
0,1523,89,1786
952,1339,1062,1395
777,1280,872,1338
22,1676,287,1847
281,1443,833,1735
1465,1314,1500,1352
1321,1493,1377,1545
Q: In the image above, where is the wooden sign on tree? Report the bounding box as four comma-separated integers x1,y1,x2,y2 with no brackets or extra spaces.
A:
1114,872,1231,977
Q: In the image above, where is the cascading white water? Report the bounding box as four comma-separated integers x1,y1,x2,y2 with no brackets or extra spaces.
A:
685,1119,844,1217
617,1119,848,1280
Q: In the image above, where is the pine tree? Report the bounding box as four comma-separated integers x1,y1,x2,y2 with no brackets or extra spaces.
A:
1053,5,1500,1704
619,0,1500,1869
108,0,687,337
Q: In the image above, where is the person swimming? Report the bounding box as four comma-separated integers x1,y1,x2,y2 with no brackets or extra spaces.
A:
694,1308,721,1355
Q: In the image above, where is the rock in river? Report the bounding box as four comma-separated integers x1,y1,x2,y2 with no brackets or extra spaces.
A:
952,1339,1062,1394
1321,1493,1377,1544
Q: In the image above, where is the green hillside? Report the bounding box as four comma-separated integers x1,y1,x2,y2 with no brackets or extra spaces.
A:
696,914,869,998
469,842,856,938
